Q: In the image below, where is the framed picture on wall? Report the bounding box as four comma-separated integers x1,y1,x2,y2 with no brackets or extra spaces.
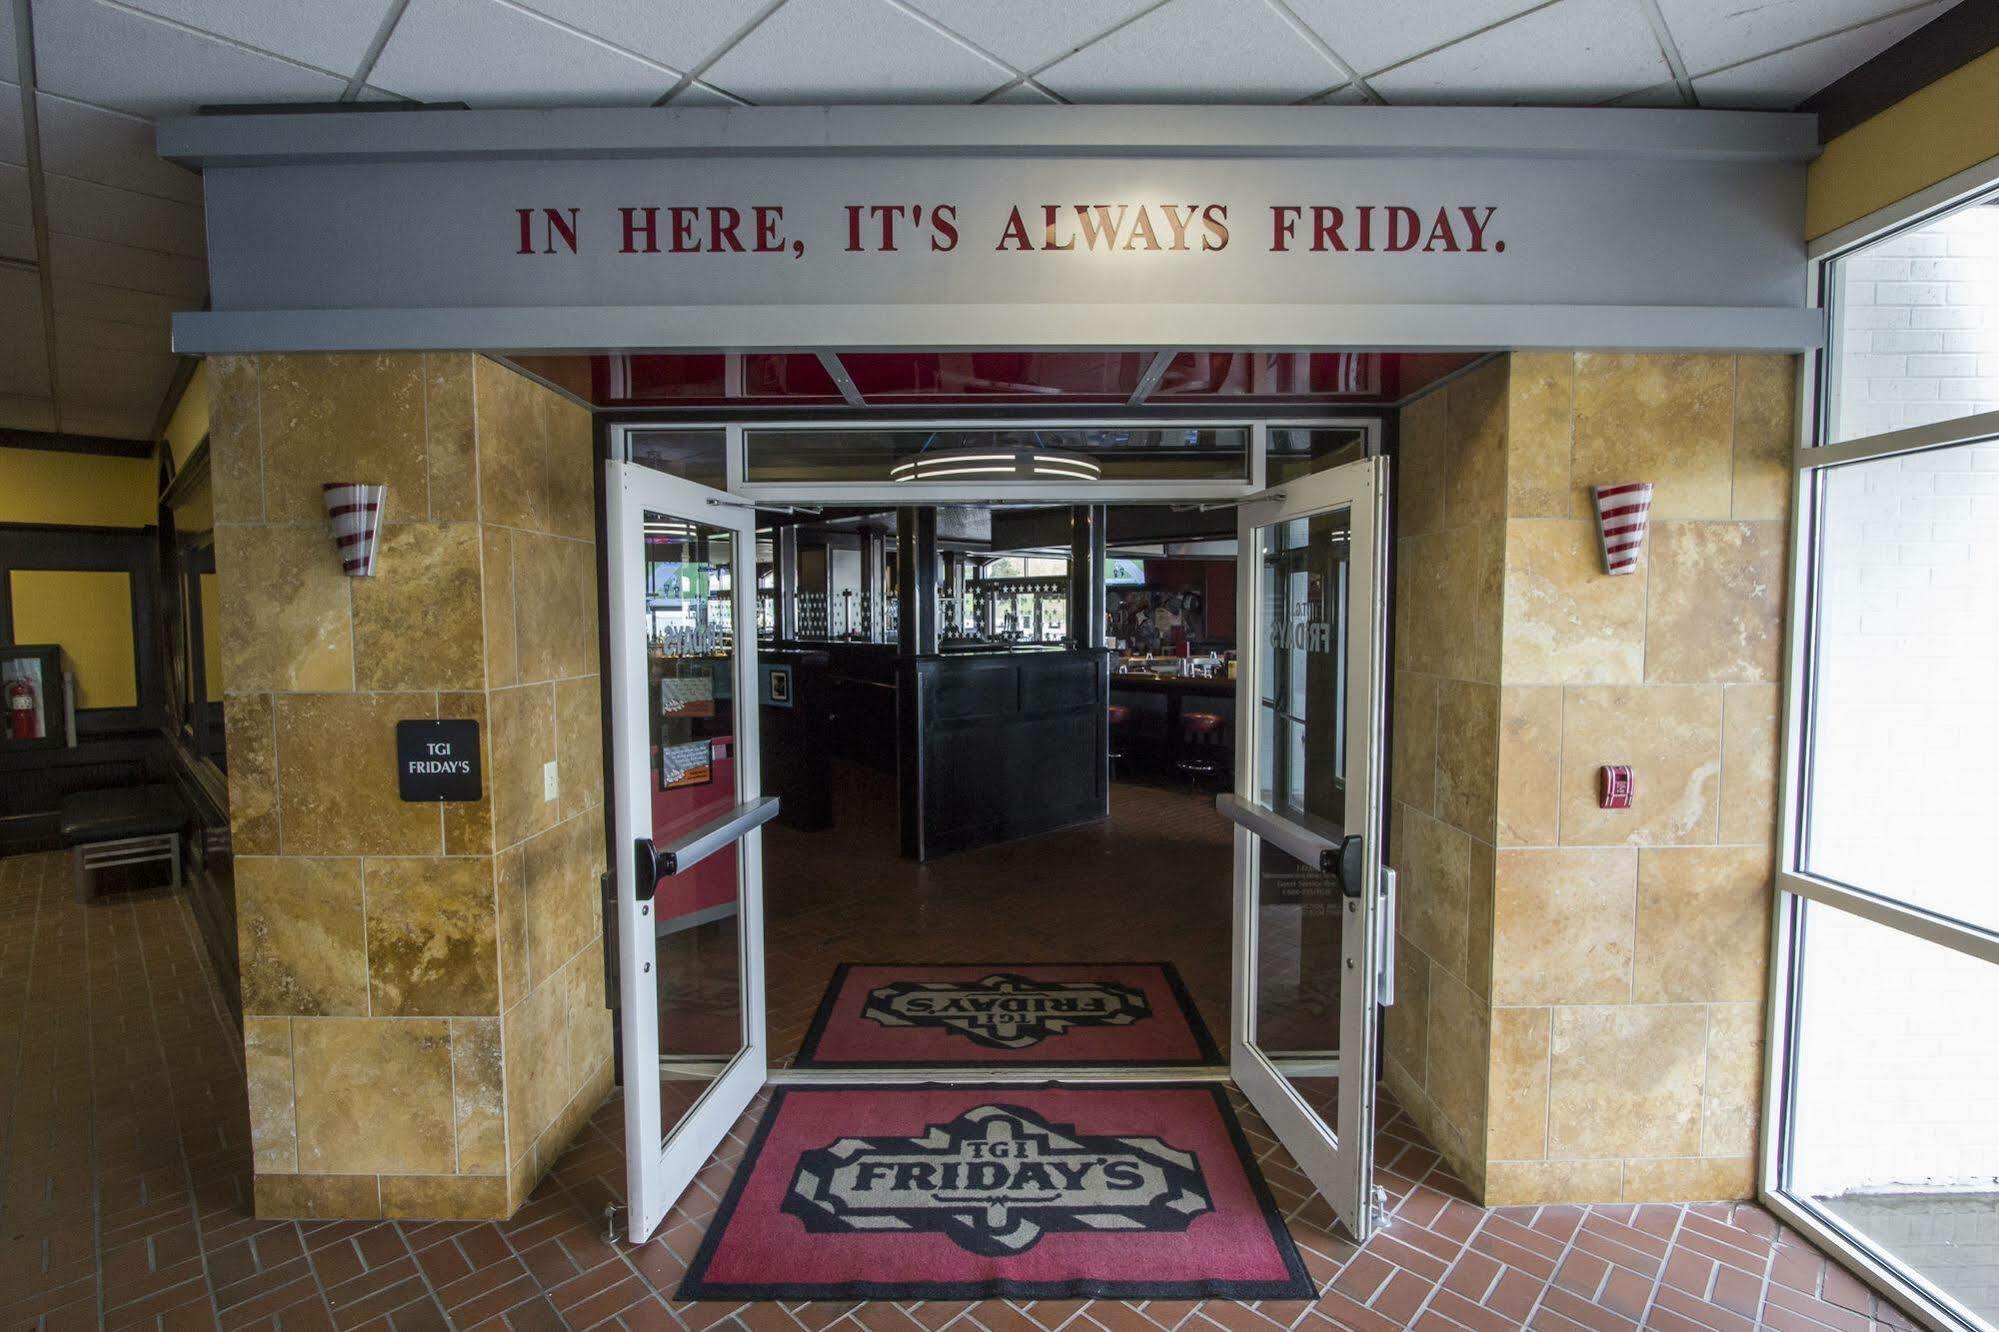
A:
1,644,67,751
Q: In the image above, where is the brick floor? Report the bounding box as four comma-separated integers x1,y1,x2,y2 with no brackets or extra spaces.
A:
0,845,1924,1331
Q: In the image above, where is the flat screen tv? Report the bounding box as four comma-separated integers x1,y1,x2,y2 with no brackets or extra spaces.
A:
1105,557,1146,586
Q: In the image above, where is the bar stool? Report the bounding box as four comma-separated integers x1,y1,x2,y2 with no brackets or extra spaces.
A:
1106,704,1132,777
1177,711,1227,787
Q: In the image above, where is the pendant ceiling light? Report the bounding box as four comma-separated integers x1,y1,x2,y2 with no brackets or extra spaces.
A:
890,447,1102,483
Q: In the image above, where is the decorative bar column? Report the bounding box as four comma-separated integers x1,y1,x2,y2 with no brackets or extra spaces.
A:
1068,504,1105,650
897,506,939,656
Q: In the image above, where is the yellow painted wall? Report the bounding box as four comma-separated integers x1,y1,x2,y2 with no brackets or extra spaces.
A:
8,569,138,709
1808,46,1999,239
0,447,156,528
162,362,210,470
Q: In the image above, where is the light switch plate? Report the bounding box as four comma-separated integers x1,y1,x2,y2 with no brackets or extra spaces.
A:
543,760,559,802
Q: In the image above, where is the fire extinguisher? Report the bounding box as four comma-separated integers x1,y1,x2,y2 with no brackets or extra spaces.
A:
7,675,36,741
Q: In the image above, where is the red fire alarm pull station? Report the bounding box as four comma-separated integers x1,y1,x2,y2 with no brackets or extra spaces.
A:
1600,765,1634,810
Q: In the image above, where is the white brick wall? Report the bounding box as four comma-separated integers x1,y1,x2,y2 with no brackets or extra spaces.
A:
1832,204,1999,441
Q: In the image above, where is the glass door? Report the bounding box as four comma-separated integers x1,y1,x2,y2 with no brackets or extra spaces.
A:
1221,456,1391,1241
606,462,778,1243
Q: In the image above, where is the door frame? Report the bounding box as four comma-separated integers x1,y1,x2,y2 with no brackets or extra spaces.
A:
605,459,771,1243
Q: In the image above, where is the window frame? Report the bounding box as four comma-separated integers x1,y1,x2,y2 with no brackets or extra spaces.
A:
1762,167,1999,1332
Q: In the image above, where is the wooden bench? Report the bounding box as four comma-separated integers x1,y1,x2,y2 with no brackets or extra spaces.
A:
60,785,184,903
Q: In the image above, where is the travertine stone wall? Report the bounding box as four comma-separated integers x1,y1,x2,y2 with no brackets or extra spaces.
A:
1386,351,1794,1206
211,353,610,1221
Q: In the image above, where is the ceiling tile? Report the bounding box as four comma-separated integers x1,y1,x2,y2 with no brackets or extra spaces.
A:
512,0,770,74
0,4,15,74
0,162,27,233
0,395,57,431
900,0,1156,73
49,234,207,301
704,0,1013,103
54,277,181,335
1692,3,1952,108
1283,0,1543,77
0,219,30,263
0,268,37,308
666,80,751,106
60,405,160,438
57,315,173,355
1303,81,1369,104
1661,0,1957,77
35,94,204,204
1607,80,1690,106
58,346,178,405
0,339,51,401
0,83,26,168
114,0,397,76
370,0,679,107
45,175,205,258
32,0,346,117
1040,0,1345,103
1369,0,1672,104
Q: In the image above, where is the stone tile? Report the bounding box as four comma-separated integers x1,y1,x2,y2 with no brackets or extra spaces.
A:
1634,847,1772,1003
1485,1158,1624,1207
1390,670,1438,815
207,353,264,524
482,526,517,689
1435,679,1498,841
1492,847,1636,1005
1559,686,1723,847
1572,352,1735,521
1446,358,1509,529
1401,808,1472,982
1501,520,1646,685
236,856,368,1016
1488,1006,1551,1161
293,1018,456,1176
351,522,486,690
1548,1004,1707,1159
1383,938,1429,1085
1427,968,1489,1149
1395,522,1503,686
380,1174,511,1220
1397,386,1448,539
559,937,616,1095
1702,1002,1764,1159
522,807,606,986
475,358,551,533
513,531,597,683
451,1018,507,1175
258,353,429,524
441,691,495,857
425,354,478,522
1732,353,1796,521
224,693,280,855
1465,838,1494,1000
1645,521,1784,684
1621,1156,1755,1202
488,683,558,850
543,388,597,542
555,674,605,820
364,858,501,1017
215,524,355,693
253,1173,382,1219
1497,686,1561,847
1719,684,1779,847
495,845,529,1010
243,1017,298,1172
273,693,444,856
503,982,565,1154
1508,351,1574,519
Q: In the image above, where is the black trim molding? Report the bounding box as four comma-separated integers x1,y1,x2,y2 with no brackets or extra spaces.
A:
1799,2,1999,142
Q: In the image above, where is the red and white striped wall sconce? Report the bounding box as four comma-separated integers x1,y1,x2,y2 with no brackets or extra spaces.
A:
1590,482,1654,575
322,482,385,576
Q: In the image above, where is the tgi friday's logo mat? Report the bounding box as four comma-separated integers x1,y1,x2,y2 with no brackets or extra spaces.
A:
784,1104,1213,1256
861,973,1152,1050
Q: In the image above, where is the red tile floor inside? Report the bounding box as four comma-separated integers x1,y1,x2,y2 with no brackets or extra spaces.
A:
1,847,1925,1331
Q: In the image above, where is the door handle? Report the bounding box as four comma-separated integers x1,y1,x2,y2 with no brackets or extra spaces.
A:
634,838,662,903
1377,866,1397,1006
1336,834,1365,900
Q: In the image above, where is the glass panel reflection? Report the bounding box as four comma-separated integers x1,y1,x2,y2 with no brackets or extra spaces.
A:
1788,901,1999,1328
1251,505,1352,1058
743,426,1252,483
644,510,746,1141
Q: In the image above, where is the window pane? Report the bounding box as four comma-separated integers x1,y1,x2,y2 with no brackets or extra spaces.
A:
1787,900,1999,1326
630,428,727,489
1802,439,1999,931
1830,197,1999,444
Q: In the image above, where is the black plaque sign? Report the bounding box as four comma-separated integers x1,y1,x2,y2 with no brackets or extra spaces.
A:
396,719,482,802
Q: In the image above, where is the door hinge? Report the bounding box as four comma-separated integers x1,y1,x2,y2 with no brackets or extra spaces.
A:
1376,866,1398,1006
